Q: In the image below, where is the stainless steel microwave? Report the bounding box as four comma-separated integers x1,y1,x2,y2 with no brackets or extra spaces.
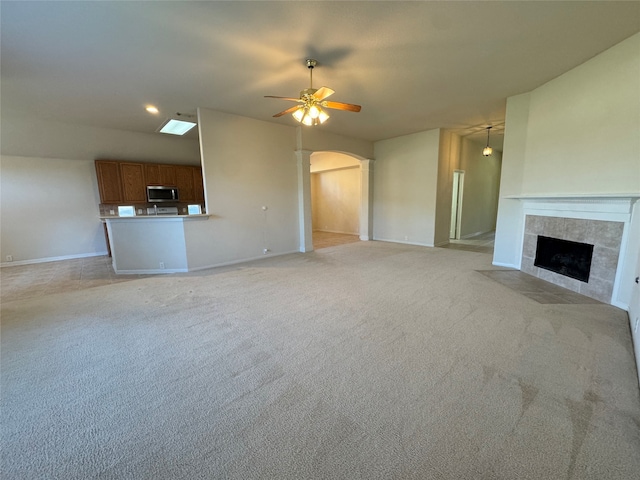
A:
147,186,179,202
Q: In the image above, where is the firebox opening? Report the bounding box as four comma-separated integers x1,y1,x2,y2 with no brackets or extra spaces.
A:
534,236,594,283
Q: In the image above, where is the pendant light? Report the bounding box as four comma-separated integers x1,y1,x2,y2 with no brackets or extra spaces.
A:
482,126,493,156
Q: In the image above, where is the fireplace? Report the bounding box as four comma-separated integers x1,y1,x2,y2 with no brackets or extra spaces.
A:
521,215,623,303
503,194,638,306
534,236,594,282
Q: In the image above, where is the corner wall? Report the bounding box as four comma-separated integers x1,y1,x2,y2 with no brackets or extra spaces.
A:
192,108,299,268
372,129,441,246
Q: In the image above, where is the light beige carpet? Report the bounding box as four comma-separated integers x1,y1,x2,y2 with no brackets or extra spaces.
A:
2,241,639,479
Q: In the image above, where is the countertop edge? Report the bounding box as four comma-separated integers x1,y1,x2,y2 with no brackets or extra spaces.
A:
101,214,211,221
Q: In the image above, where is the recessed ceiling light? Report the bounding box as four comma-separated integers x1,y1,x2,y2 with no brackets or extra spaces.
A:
158,118,197,135
146,105,159,114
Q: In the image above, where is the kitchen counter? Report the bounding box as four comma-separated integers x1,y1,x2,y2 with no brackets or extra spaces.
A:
102,214,211,274
101,214,210,220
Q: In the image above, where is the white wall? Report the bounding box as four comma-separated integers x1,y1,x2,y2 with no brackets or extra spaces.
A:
0,155,107,264
493,93,530,268
458,138,502,238
193,108,299,267
311,167,360,235
522,33,640,195
372,129,441,246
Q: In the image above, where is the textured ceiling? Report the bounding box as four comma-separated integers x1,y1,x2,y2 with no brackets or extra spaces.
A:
2,1,639,149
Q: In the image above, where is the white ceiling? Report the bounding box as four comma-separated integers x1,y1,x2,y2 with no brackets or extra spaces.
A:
2,1,639,150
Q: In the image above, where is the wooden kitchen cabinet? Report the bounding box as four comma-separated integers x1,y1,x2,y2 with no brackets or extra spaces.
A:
144,164,177,186
175,166,195,203
120,163,147,202
96,159,204,205
95,160,123,203
193,167,204,203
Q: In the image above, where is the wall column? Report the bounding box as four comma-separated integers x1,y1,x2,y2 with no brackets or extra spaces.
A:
359,159,374,241
296,149,314,252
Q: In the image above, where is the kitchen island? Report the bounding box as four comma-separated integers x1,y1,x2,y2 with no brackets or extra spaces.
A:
102,214,211,274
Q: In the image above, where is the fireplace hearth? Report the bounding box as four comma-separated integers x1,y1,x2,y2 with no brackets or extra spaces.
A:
534,236,594,283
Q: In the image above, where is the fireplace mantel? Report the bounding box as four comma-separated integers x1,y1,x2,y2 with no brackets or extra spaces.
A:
504,193,639,306
506,194,639,221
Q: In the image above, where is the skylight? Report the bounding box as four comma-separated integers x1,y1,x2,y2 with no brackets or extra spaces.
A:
158,118,197,135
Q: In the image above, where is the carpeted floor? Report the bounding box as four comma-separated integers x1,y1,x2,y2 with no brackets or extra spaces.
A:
2,241,639,479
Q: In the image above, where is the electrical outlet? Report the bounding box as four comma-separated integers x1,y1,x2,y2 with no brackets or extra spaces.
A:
6,255,13,262
109,209,115,215
404,236,408,241
263,248,269,255
159,262,165,269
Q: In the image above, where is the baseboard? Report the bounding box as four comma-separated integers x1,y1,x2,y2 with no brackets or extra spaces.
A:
0,251,109,268
114,268,188,275
372,237,432,247
434,240,450,247
612,299,629,311
314,229,359,235
187,250,301,272
460,230,493,240
492,261,519,269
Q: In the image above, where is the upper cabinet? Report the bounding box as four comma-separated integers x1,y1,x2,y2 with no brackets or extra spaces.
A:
120,163,147,203
95,159,204,205
193,167,205,203
144,164,177,186
95,160,123,203
175,166,195,203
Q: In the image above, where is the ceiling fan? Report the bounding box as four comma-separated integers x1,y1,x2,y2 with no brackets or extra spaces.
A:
265,59,361,126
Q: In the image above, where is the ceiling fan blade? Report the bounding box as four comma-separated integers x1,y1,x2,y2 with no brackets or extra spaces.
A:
264,95,302,102
313,87,335,101
322,101,362,113
273,105,301,118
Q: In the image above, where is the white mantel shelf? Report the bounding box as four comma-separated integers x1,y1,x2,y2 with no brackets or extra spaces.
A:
506,194,640,217
505,193,640,201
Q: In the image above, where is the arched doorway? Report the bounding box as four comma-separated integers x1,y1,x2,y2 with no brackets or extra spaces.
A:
296,150,372,252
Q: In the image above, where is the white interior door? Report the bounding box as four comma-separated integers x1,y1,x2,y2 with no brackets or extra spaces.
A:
450,170,464,240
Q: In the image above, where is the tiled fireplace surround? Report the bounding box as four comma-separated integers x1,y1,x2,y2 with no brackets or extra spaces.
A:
513,195,638,305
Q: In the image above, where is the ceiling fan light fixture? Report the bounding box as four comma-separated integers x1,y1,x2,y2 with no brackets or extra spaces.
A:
292,107,305,122
318,109,330,124
301,114,315,126
268,58,358,125
308,104,320,119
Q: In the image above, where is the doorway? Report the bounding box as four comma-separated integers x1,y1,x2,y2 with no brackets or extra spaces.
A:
450,170,464,240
